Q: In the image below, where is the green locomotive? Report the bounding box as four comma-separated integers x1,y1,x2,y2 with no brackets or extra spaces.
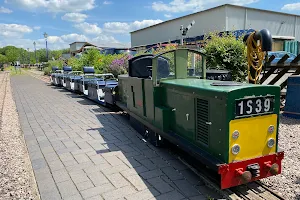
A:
114,48,283,189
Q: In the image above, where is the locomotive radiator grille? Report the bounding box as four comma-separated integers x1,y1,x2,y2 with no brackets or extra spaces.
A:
196,98,209,145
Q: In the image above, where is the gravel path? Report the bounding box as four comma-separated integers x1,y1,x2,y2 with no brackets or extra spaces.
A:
261,116,300,200
0,72,40,200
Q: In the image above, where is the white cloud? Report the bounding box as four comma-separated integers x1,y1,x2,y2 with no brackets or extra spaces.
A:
103,22,132,34
35,33,89,49
60,33,89,42
61,13,88,23
0,32,126,50
74,22,102,35
91,35,128,47
164,14,172,18
33,26,41,30
152,0,203,13
103,19,163,34
5,0,95,13
103,1,112,5
0,6,13,13
0,23,33,38
151,0,258,13
282,3,300,11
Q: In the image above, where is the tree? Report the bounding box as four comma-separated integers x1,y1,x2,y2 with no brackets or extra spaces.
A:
36,49,48,62
0,54,8,63
4,46,20,63
50,49,63,60
204,32,248,82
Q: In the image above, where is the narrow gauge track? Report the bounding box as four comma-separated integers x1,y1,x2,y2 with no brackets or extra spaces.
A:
0,72,9,128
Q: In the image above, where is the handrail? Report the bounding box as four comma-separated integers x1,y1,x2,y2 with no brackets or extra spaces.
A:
152,48,207,86
152,48,206,59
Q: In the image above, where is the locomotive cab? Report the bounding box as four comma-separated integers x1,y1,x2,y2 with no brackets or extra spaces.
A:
116,48,284,189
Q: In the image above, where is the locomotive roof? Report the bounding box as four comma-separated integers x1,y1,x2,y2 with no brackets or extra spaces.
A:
160,79,278,92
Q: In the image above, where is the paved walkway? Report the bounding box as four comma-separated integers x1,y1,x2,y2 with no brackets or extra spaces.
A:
11,75,220,200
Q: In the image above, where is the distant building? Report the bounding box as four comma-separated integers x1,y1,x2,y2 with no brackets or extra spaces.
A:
69,42,104,57
131,4,300,54
61,53,71,60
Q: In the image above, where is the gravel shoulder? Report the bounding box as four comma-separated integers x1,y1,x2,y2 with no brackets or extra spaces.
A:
261,116,300,200
0,72,40,200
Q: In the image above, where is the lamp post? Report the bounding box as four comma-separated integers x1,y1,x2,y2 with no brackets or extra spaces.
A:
43,32,48,61
27,48,30,65
33,41,37,64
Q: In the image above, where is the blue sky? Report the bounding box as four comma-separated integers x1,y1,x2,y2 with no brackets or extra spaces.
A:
1,0,300,50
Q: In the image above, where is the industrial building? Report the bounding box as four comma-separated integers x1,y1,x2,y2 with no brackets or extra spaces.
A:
130,4,300,53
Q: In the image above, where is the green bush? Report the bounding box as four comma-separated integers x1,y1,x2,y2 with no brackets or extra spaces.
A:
204,32,247,82
43,66,51,75
66,49,123,74
94,53,122,74
67,57,83,71
48,60,64,69
43,60,65,75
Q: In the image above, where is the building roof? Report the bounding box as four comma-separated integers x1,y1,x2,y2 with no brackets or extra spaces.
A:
130,3,300,34
69,41,88,45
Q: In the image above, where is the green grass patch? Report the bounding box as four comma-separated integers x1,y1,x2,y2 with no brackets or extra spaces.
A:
5,66,24,76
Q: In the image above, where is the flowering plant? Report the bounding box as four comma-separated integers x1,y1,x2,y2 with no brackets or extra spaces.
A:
109,55,133,77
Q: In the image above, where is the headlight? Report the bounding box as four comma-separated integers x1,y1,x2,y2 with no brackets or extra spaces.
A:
268,125,275,134
231,144,240,155
267,138,275,148
232,130,239,139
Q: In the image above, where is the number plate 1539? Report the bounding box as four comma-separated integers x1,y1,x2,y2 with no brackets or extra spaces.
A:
235,96,275,117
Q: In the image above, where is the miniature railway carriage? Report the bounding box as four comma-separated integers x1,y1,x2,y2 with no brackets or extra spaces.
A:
65,70,82,90
111,48,284,189
60,66,73,88
78,67,97,95
50,66,59,85
87,73,118,105
50,67,63,86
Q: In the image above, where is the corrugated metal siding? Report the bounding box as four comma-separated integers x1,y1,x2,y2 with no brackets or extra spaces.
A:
246,9,295,37
131,4,300,48
227,6,246,30
227,6,296,39
295,16,300,41
131,6,226,47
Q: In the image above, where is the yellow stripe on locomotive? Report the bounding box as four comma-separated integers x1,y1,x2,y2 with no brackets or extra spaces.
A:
229,114,277,163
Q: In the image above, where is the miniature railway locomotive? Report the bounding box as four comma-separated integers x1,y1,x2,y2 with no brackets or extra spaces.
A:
49,29,284,189
111,48,283,189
